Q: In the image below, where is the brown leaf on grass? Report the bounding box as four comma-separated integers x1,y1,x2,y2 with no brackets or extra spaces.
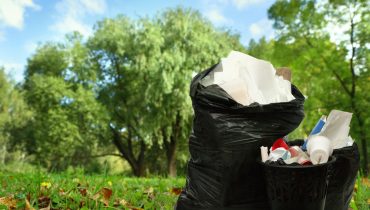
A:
79,200,86,208
0,196,17,209
39,204,50,210
170,187,182,195
92,187,112,206
59,189,66,196
38,196,51,209
25,194,35,210
25,198,35,210
362,177,370,188
101,187,112,206
79,188,87,197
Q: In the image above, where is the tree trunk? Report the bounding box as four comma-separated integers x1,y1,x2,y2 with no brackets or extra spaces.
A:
132,162,146,177
348,12,368,175
110,125,146,177
163,112,181,177
167,138,177,177
353,106,368,175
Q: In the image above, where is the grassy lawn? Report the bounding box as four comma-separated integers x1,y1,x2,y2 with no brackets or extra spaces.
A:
0,172,185,209
0,171,368,209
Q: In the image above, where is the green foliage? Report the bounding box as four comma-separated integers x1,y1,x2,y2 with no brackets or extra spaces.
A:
0,68,32,164
21,41,109,170
88,7,245,176
22,74,108,170
265,0,370,172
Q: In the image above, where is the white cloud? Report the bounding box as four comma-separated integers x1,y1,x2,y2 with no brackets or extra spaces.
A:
50,0,107,37
203,0,266,9
249,19,274,39
1,61,25,82
24,41,38,54
79,0,107,14
232,0,266,10
205,9,232,25
0,0,40,29
52,16,93,38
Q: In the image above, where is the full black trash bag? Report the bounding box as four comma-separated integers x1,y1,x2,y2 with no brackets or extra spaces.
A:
175,65,305,210
325,143,360,210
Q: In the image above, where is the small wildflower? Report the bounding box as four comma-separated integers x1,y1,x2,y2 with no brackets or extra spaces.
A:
40,182,51,188
107,181,112,186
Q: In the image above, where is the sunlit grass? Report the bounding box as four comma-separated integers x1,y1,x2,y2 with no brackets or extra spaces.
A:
0,172,184,209
0,171,368,209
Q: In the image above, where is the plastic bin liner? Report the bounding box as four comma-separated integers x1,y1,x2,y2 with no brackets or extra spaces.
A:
175,65,305,210
325,143,360,210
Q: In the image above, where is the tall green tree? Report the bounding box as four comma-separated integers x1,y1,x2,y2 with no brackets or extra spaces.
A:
22,41,108,171
0,68,32,164
88,7,245,176
268,0,370,174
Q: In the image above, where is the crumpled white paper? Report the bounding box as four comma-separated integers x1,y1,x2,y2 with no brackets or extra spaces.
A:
201,51,295,106
318,110,353,149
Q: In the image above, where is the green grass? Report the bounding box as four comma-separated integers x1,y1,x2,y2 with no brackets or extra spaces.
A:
350,176,370,210
0,171,368,210
0,172,185,209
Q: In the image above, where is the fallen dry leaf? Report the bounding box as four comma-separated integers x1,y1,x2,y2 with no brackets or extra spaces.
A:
0,196,17,209
79,188,87,197
362,177,370,188
91,187,113,206
39,204,50,210
38,196,51,209
25,194,35,210
170,187,182,195
101,187,112,206
25,198,34,210
79,200,86,208
59,189,66,196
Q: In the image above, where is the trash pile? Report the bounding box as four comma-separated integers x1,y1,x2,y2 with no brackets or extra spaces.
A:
176,50,360,210
201,51,295,105
261,110,354,166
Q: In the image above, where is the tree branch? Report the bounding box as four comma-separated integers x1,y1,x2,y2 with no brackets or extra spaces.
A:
303,35,352,97
349,6,357,98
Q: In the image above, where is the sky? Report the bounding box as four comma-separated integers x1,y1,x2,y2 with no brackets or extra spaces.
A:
0,0,275,82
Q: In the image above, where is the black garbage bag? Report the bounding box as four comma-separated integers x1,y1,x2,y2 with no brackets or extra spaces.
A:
286,139,360,210
260,156,336,210
175,65,305,210
325,143,360,210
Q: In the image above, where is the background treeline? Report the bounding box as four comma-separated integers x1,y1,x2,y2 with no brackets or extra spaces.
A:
1,0,369,177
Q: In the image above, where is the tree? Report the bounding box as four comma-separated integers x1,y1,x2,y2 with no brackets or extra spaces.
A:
0,68,32,164
88,7,245,176
22,41,108,171
268,0,370,174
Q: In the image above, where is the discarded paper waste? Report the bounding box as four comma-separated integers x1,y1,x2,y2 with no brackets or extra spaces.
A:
175,51,359,210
